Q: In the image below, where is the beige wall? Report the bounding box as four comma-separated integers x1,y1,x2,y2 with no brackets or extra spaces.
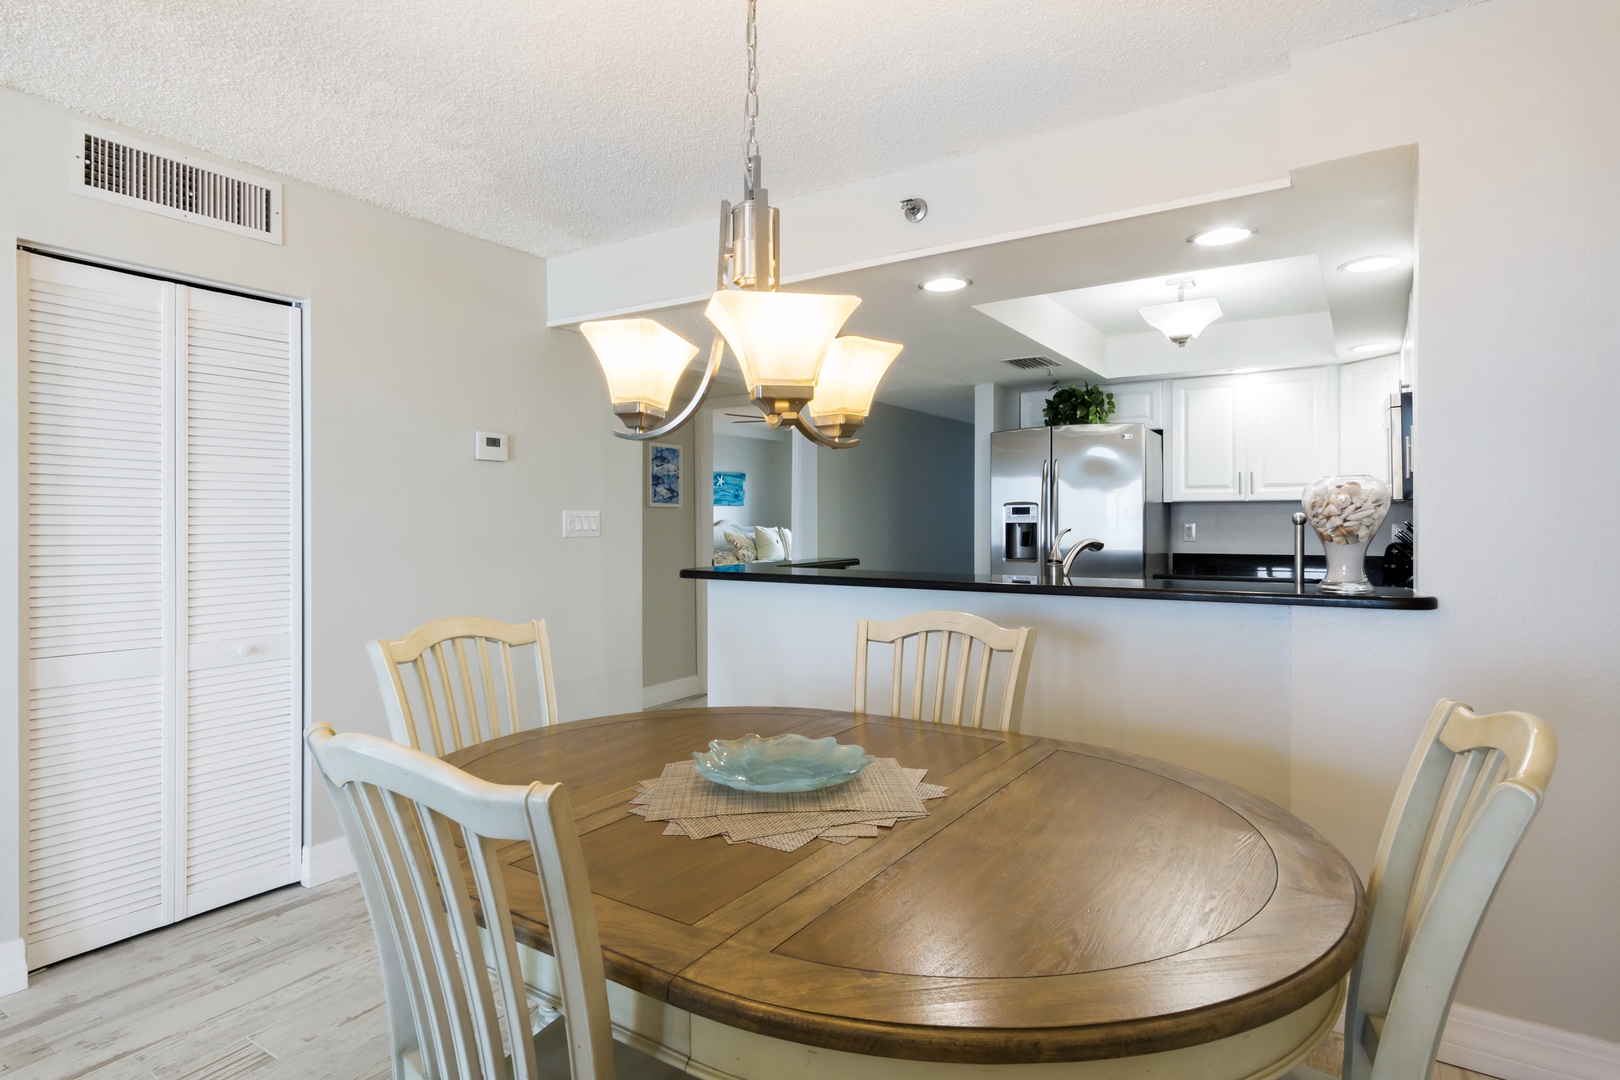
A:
0,87,643,965
641,427,697,692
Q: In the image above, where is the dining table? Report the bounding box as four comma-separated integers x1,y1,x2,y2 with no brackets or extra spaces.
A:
444,706,1368,1080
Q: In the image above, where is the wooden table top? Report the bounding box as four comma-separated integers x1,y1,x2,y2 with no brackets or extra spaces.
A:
445,707,1367,1064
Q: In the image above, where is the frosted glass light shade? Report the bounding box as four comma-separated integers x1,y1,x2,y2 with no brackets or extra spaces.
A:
704,290,860,394
579,318,699,413
1139,297,1224,346
807,336,902,425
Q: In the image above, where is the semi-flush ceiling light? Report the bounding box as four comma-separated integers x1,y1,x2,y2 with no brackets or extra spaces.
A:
919,276,971,293
1350,342,1399,354
576,0,897,449
1339,255,1401,273
1140,279,1223,347
1190,226,1257,247
806,336,904,440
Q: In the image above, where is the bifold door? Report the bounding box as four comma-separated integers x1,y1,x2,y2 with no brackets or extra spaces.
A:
23,253,302,967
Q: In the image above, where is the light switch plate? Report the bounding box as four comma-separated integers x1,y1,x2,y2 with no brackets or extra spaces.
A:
563,511,600,537
1183,523,1197,541
475,431,509,461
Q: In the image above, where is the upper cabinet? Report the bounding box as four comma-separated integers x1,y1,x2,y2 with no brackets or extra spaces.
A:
1169,367,1338,502
1101,379,1166,428
1339,354,1402,481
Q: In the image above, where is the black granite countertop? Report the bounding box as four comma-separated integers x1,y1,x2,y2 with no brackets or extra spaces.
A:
681,559,1436,610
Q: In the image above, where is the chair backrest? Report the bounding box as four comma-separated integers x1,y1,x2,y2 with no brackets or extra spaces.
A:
307,723,614,1080
370,616,559,754
853,610,1035,733
1343,699,1557,1080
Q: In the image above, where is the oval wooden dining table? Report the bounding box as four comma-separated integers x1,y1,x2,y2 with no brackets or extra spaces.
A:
444,706,1367,1080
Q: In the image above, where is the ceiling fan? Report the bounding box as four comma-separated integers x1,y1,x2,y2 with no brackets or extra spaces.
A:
723,411,766,424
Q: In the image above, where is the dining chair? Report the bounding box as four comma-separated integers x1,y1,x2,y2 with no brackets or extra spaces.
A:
853,610,1035,732
1288,698,1557,1080
370,616,559,755
306,723,684,1080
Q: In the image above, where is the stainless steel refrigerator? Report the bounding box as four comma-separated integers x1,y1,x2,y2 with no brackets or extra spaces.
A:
989,423,1167,580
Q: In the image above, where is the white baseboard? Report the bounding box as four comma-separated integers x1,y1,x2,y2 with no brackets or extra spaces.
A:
1440,1004,1620,1080
643,675,701,709
1334,1002,1620,1080
300,837,356,887
0,938,27,998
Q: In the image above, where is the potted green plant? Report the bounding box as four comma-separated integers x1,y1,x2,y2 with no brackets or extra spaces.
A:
1042,382,1116,426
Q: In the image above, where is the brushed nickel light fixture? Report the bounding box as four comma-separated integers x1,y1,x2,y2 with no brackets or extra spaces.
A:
580,0,901,448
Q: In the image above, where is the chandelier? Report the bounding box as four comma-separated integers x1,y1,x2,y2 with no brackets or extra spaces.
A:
579,0,902,448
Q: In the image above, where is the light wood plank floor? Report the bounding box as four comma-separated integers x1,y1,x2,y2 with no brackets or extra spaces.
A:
1,878,1505,1080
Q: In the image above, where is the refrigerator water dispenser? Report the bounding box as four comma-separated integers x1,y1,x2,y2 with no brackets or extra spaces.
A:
1003,503,1039,561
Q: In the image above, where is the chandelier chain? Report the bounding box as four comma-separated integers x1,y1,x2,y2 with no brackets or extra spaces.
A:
743,0,759,171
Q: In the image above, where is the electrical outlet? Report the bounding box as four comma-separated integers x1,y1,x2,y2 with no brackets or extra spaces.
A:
563,511,600,537
1182,522,1197,541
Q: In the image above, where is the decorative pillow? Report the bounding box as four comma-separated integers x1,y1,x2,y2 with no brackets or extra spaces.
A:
754,526,786,561
718,522,757,563
777,526,793,560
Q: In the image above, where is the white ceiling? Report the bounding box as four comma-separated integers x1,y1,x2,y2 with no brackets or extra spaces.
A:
0,0,1482,258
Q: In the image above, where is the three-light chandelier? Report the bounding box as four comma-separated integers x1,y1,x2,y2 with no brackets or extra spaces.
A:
580,0,902,449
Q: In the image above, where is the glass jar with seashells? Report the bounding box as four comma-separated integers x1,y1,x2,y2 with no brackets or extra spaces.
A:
1302,475,1393,595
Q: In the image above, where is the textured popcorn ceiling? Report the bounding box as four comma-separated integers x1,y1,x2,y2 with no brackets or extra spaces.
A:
0,0,1485,257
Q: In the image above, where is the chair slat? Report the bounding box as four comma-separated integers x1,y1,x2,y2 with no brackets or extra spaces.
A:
433,642,464,751
476,639,502,740
502,642,521,731
414,656,446,756
950,638,973,726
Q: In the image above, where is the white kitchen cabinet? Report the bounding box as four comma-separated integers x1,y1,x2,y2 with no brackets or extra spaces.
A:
1170,375,1245,500
1169,367,1338,502
1339,354,1402,481
1100,379,1166,428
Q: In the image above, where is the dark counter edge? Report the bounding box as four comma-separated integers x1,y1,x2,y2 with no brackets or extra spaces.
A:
681,564,1438,610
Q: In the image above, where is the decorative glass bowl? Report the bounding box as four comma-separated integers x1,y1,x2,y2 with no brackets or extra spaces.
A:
692,733,873,793
1302,474,1393,595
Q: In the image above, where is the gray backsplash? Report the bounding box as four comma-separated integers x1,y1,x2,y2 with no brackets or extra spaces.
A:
1168,500,1409,556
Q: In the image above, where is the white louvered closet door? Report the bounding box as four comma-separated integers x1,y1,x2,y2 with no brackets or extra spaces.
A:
24,254,302,967
179,286,301,918
25,257,172,965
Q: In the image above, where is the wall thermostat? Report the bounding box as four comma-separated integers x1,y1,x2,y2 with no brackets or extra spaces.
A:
474,431,509,461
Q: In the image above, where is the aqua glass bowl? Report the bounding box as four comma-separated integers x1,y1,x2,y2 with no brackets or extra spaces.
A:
692,733,873,793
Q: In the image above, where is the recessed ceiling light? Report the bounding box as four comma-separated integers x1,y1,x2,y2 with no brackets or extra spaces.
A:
1350,342,1399,355
1339,255,1401,273
1190,226,1257,247
919,276,970,293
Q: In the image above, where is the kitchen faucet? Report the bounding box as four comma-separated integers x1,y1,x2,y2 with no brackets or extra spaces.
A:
1047,528,1105,581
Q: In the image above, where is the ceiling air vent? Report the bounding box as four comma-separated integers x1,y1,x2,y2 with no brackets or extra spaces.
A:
73,125,282,244
999,356,1061,371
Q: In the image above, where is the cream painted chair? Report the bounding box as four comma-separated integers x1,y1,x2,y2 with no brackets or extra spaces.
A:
854,610,1035,733
307,724,682,1080
1288,699,1557,1080
370,616,559,754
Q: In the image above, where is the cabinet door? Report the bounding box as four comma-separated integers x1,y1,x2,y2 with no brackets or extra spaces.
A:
1170,376,1243,501
1245,367,1338,500
1339,354,1401,480
1102,380,1165,428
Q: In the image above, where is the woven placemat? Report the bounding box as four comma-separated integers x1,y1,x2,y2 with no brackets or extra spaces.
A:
630,756,947,851
633,757,928,819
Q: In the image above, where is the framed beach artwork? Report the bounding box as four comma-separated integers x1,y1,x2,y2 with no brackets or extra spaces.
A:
713,471,745,507
648,444,682,507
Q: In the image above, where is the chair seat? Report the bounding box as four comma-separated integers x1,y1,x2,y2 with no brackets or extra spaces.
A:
401,1018,687,1079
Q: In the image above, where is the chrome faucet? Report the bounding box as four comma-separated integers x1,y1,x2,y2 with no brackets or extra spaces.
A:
1047,528,1105,580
